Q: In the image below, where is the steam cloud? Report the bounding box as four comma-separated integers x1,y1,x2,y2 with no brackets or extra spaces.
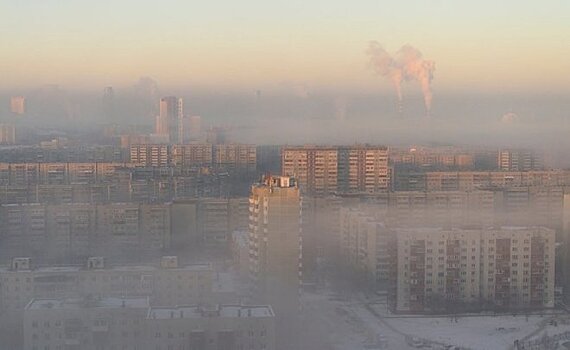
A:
367,41,435,115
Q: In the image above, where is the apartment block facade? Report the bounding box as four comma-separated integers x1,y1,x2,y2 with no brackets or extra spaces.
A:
1,256,213,313
282,145,388,194
0,203,171,263
249,176,301,349
391,227,555,313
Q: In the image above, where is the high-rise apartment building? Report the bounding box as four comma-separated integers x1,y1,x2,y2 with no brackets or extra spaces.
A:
171,143,213,167
129,144,169,167
339,208,392,288
214,144,257,172
391,227,555,313
0,203,171,263
249,176,301,349
10,96,25,115
188,115,202,140
282,146,338,194
393,170,570,192
156,96,184,143
338,145,389,193
0,124,16,145
498,149,543,171
102,86,115,121
282,145,388,194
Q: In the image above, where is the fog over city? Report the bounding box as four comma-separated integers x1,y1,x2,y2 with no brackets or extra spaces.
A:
1,1,570,350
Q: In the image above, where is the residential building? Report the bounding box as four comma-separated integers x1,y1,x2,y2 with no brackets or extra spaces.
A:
156,96,184,143
146,305,275,350
282,145,389,194
1,256,213,314
499,149,543,171
390,227,555,313
393,170,570,192
10,96,25,115
0,203,171,263
130,144,170,167
24,297,149,350
23,298,275,350
249,176,301,349
0,124,16,144
214,144,257,172
171,143,213,167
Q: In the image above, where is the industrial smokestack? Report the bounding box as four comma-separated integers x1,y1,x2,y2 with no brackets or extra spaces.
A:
367,41,435,117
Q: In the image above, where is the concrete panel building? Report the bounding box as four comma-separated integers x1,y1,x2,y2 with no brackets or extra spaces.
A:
390,227,555,313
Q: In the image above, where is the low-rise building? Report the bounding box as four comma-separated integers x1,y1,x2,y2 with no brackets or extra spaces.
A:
23,297,275,350
23,297,150,350
146,304,275,350
0,256,213,314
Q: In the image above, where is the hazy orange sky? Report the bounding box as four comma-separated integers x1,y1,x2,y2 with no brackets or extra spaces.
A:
1,0,569,93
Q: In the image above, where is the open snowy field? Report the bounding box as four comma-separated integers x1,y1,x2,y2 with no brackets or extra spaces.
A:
380,312,570,350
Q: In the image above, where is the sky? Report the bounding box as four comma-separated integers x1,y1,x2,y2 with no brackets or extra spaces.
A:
0,0,569,93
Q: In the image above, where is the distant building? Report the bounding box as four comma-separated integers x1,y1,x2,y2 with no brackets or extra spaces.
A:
102,86,114,121
498,149,543,171
129,144,169,167
282,146,338,194
119,134,151,148
393,170,570,192
10,96,25,115
169,198,249,251
339,208,392,288
338,145,389,193
389,147,474,169
188,115,202,140
156,96,184,143
39,137,69,149
0,123,16,144
282,145,389,194
0,202,171,263
205,127,228,144
213,144,257,172
390,227,555,313
231,230,250,279
256,145,282,175
171,143,213,167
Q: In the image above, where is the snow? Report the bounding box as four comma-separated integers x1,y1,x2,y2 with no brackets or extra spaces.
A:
373,306,570,350
301,290,570,350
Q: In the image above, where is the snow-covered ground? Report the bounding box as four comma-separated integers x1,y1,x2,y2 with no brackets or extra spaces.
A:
301,290,570,350
382,314,562,350
301,291,416,350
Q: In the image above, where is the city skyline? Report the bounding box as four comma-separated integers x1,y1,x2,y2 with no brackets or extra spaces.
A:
0,1,568,94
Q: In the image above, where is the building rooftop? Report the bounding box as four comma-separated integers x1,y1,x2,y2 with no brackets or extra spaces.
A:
26,297,149,310
148,305,274,320
0,262,212,273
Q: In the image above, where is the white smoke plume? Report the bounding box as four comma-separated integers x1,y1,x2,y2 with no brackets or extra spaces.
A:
367,41,435,115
